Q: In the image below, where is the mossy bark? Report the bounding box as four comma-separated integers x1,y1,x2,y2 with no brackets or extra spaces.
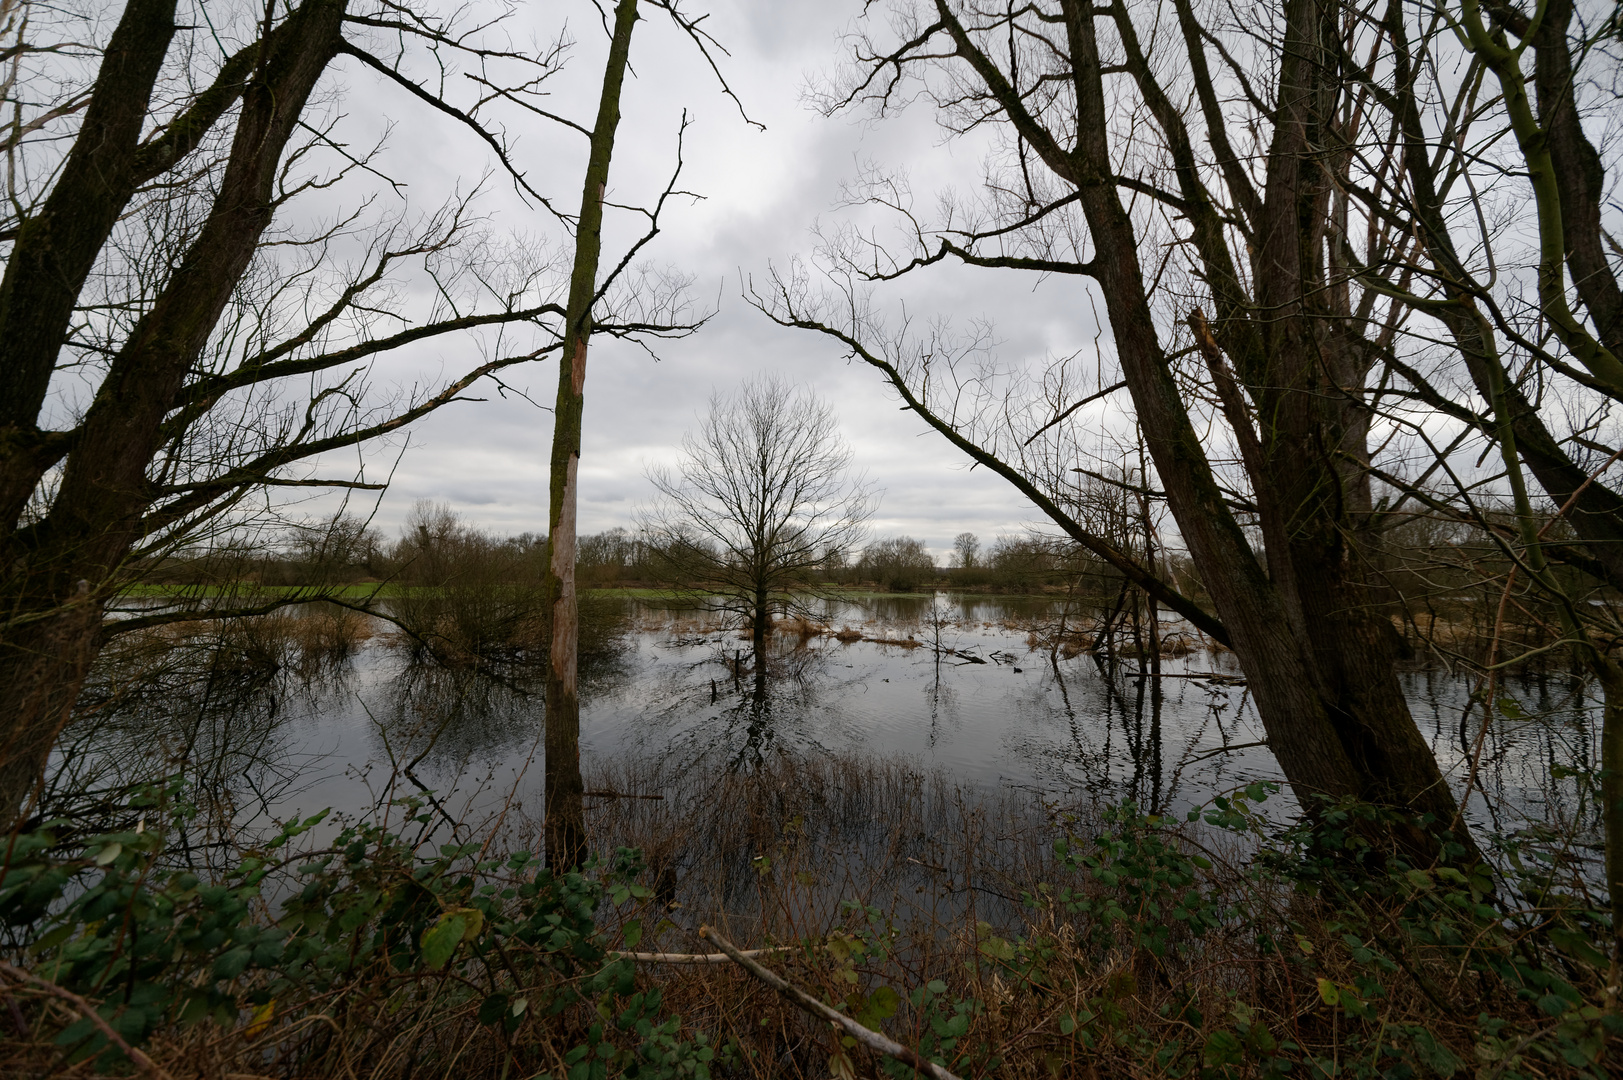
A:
0,0,349,822
542,0,640,872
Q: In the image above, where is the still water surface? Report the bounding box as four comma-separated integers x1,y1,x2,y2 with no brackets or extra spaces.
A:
65,593,1599,852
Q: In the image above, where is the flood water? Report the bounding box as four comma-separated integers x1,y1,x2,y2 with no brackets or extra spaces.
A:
55,593,1601,860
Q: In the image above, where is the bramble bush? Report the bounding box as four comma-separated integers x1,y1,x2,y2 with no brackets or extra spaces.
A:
0,783,712,1078
733,787,1617,1080
872,788,1619,1079
1,778,1617,1079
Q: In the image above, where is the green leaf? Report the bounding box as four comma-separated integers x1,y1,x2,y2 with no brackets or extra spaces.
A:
867,986,900,1022
420,912,468,970
458,907,484,941
623,919,643,949
93,843,122,867
212,945,253,981
1316,979,1340,1007
1202,1030,1244,1067
1548,927,1608,968
478,994,510,1026
979,934,1016,961
31,924,74,951
1410,1028,1461,1076
1536,993,1569,1017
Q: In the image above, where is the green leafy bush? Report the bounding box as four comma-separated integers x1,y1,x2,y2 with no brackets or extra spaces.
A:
856,789,1618,1080
3,781,1616,1080
0,786,710,1078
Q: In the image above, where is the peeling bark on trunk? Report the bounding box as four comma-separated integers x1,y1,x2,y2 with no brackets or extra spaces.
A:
541,0,639,873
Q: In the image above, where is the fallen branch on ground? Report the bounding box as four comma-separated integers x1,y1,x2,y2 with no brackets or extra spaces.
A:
611,944,798,964
700,926,965,1080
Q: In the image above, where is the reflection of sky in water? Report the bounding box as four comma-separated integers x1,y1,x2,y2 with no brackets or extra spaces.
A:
60,595,1601,858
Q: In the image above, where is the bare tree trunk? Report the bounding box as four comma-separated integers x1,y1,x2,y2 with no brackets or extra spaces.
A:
1596,666,1623,1002
1046,0,1365,809
0,0,177,526
751,581,768,668
1135,445,1161,678
542,0,639,872
0,0,348,822
1242,0,1454,829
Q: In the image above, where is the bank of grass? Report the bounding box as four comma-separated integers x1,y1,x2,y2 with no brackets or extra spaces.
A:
118,581,412,601
1,753,1614,1079
117,581,1073,603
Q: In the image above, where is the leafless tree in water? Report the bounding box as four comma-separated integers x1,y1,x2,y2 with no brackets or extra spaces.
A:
640,376,875,665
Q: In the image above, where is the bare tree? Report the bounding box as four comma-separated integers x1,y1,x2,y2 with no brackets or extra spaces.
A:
0,0,706,822
640,376,874,662
536,0,754,872
951,531,979,570
750,0,1623,869
539,0,641,875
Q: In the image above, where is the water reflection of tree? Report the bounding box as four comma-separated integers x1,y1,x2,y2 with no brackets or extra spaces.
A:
630,634,872,774
46,616,356,857
363,631,638,813
370,662,540,794
1406,670,1600,859
1001,658,1274,815
43,604,647,853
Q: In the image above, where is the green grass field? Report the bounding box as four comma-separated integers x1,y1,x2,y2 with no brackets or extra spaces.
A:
116,582,1060,606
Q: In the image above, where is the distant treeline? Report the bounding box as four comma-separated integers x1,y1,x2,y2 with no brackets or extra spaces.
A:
144,503,1116,595
141,500,1616,670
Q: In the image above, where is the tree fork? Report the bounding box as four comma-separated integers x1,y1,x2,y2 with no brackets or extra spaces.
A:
0,0,350,823
542,0,639,873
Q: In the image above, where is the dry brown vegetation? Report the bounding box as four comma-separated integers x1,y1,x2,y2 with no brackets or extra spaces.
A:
5,752,1610,1079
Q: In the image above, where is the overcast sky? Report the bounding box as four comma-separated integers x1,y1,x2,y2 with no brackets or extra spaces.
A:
296,0,1119,559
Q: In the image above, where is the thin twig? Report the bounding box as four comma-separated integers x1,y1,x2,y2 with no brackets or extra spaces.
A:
699,926,964,1080
1184,739,1270,763
0,962,173,1079
1453,568,1517,834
